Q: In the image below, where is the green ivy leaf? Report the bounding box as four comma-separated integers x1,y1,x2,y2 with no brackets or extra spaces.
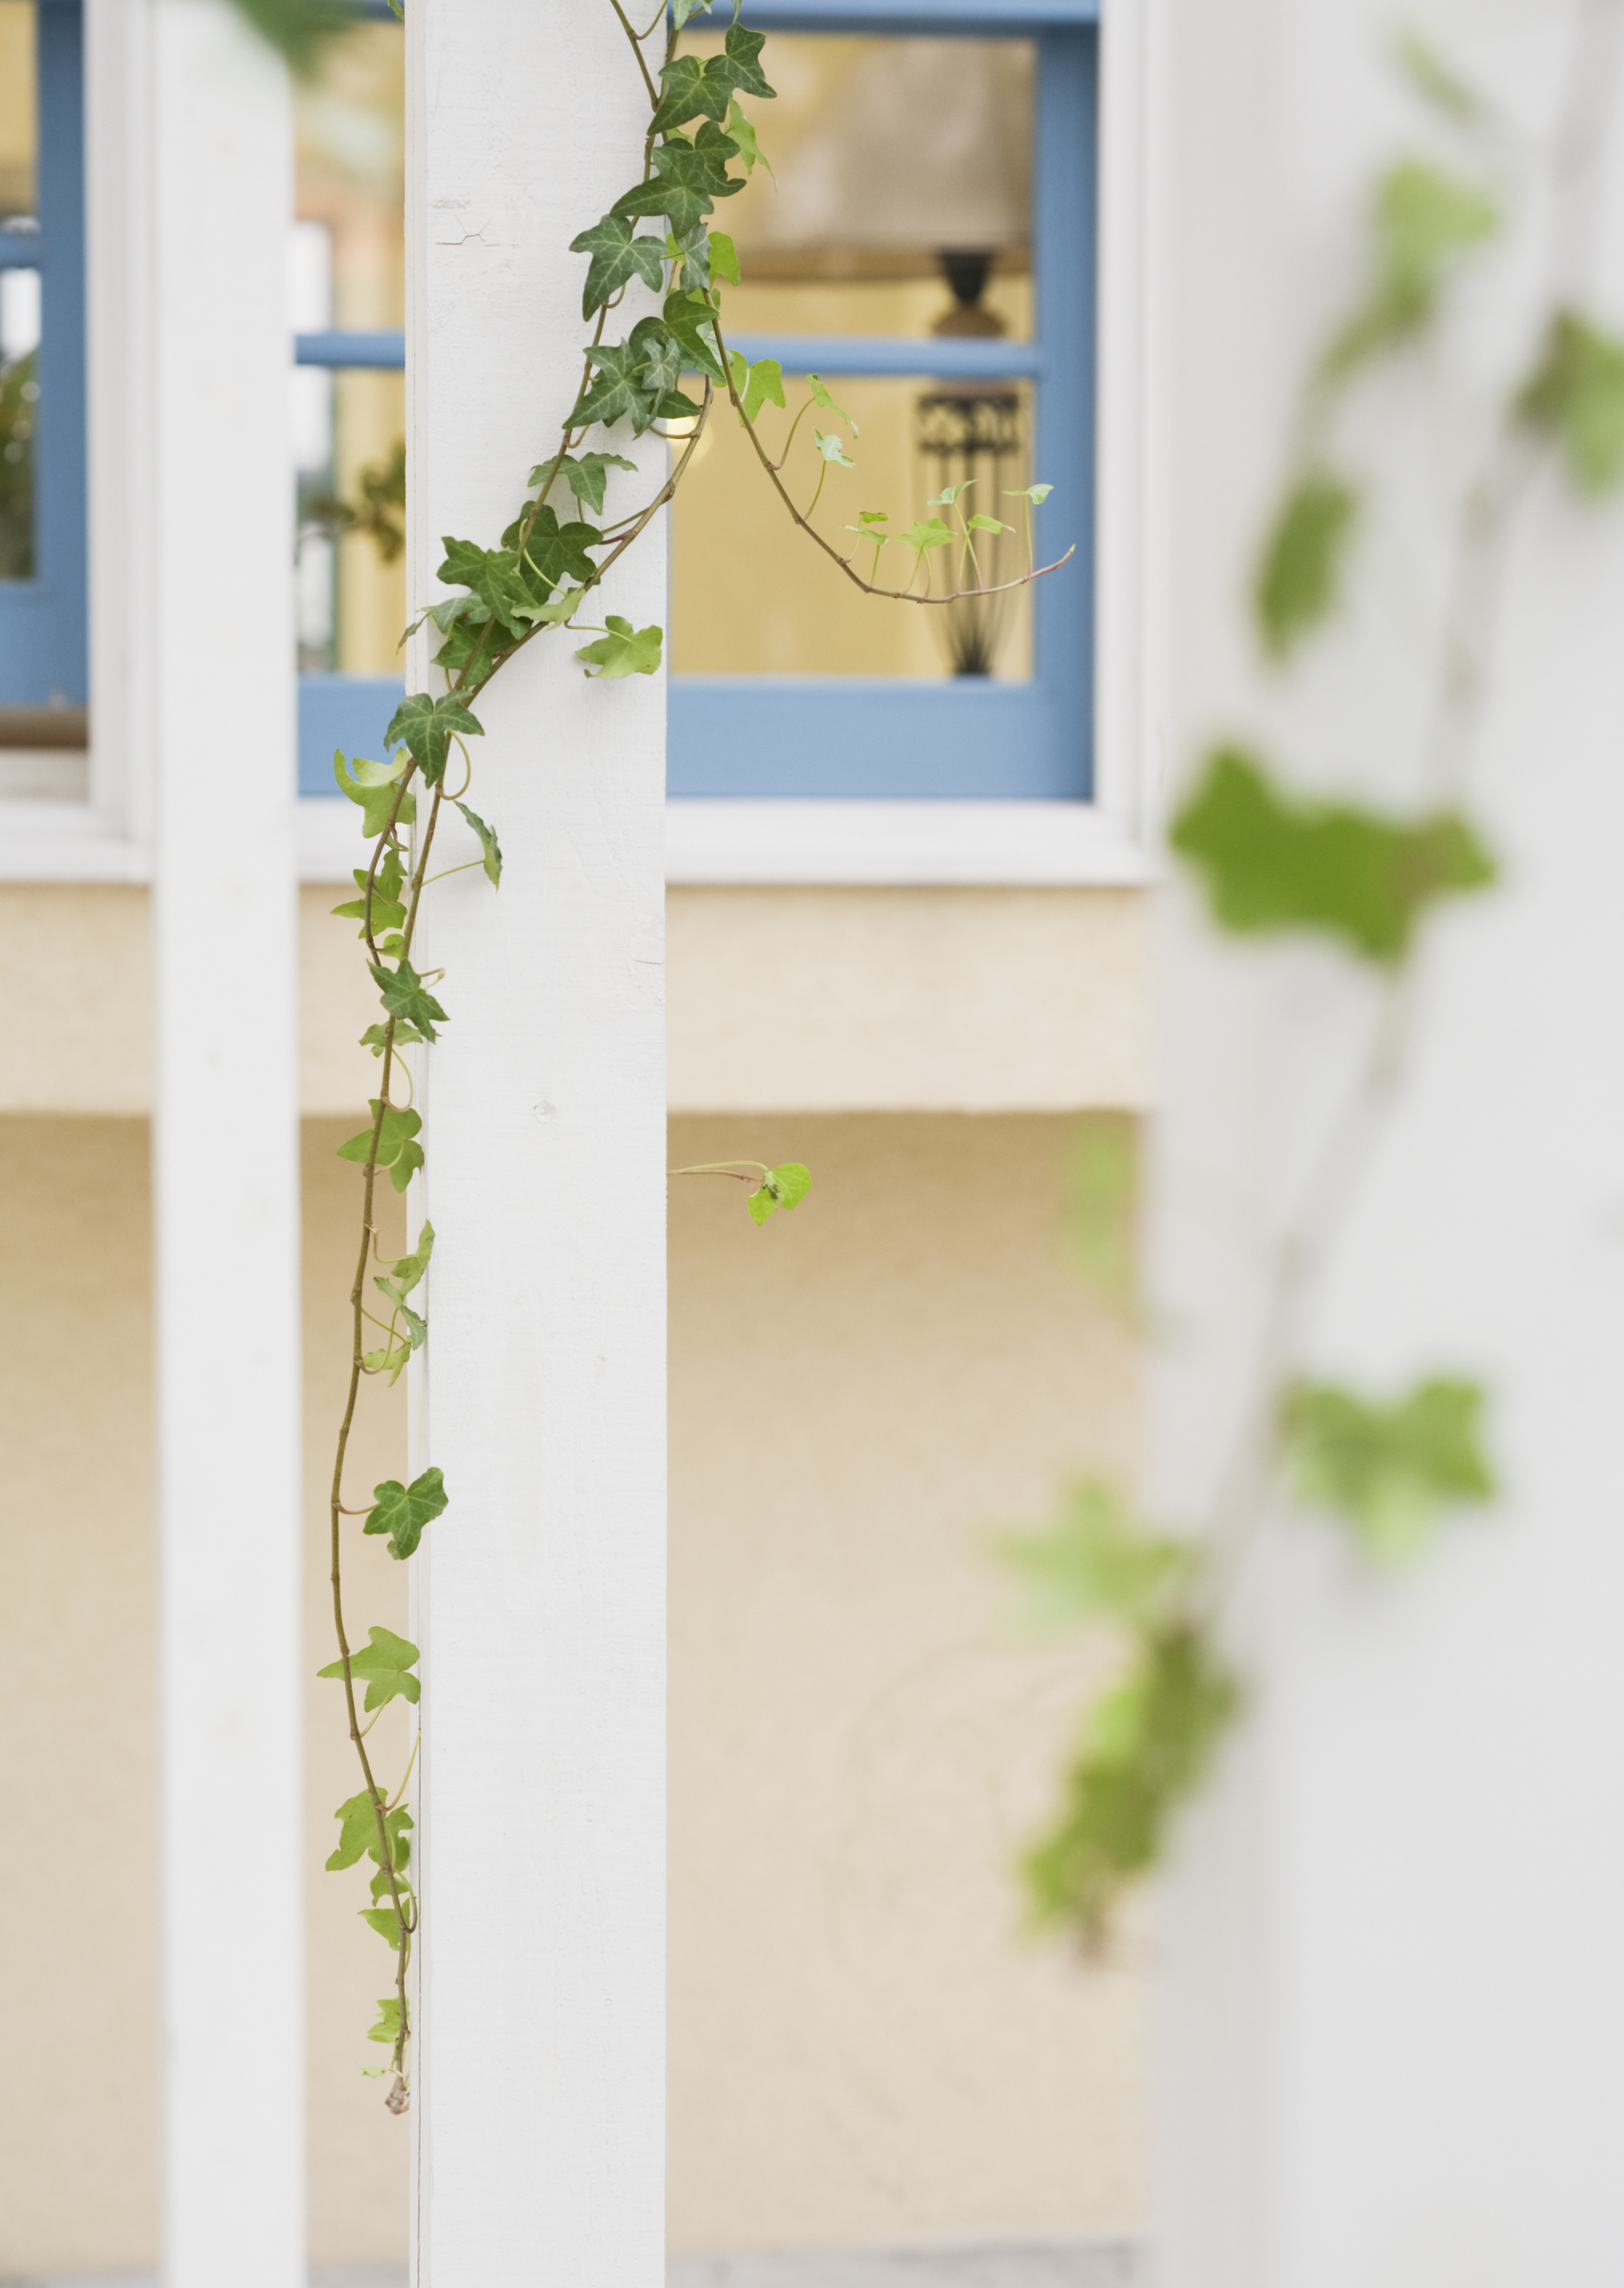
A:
651,30,776,137
360,1905,409,1951
672,0,715,25
1394,31,1484,126
573,318,699,437
729,349,786,424
1000,1481,1194,1633
370,958,449,1043
574,616,664,680
813,427,855,467
1254,469,1361,660
746,1183,778,1225
724,98,774,182
965,513,1009,534
1284,1376,1495,1564
367,1995,406,2046
358,1021,427,1058
529,451,638,517
374,1217,434,1317
331,848,408,938
1023,1626,1239,1944
382,693,484,788
745,1163,810,1225
334,748,416,839
929,479,974,506
318,1625,422,1713
612,125,745,237
364,1467,448,1560
1169,747,1495,966
900,517,954,556
567,212,669,320
1518,309,1624,494
663,287,726,382
389,1139,424,1195
327,1790,413,1875
1004,483,1052,505
1324,160,1498,381
361,1341,412,1383
707,230,741,286
337,1099,423,1169
454,800,503,887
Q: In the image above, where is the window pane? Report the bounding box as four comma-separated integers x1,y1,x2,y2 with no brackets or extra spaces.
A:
0,2,37,584
294,20,405,676
670,375,1033,681
679,31,1033,340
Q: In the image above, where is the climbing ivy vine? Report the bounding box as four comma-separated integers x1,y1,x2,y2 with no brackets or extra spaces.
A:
231,0,1068,2108
1015,12,1624,1948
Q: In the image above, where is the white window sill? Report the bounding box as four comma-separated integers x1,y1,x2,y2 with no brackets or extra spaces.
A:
0,796,1157,889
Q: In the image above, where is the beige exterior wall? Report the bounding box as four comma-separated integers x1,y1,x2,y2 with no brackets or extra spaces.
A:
0,880,1152,2270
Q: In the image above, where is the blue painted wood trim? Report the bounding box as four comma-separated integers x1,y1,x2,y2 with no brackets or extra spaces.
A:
0,230,46,269
295,328,406,369
668,677,1082,798
723,330,1040,379
0,0,87,710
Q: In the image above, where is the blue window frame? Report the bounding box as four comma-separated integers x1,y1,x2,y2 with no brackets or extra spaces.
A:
297,0,1099,801
0,0,88,718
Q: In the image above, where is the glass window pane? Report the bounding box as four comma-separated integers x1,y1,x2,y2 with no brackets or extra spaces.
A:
671,375,1033,681
679,31,1034,340
0,2,37,584
0,0,36,224
294,20,405,676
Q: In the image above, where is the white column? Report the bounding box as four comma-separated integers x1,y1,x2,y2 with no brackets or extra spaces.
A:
148,4,304,2283
1152,2,1624,2283
405,5,666,2284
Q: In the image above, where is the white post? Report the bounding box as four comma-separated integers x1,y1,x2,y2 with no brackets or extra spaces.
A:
405,5,667,2283
149,4,304,2283
1152,1,1624,2282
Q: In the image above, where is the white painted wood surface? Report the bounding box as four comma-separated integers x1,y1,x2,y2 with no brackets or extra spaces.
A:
147,4,304,2283
1152,0,1624,2280
404,4,666,2282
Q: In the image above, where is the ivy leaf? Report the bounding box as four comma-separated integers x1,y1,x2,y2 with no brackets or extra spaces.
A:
318,1625,422,1713
672,0,715,25
358,1021,427,1058
729,349,786,424
364,1467,448,1561
724,99,774,182
331,858,408,940
966,513,1010,534
389,1139,424,1196
1004,483,1052,505
527,587,589,627
1023,1626,1239,1944
746,1162,810,1224
1254,469,1361,660
375,1218,434,1319
567,212,669,320
370,958,449,1042
1169,747,1495,966
663,287,726,382
360,1905,409,1951
362,1341,412,1383
929,479,974,506
813,428,855,467
707,230,741,286
334,749,415,839
454,800,503,886
1518,309,1624,494
382,693,484,788
1000,1481,1194,1633
900,517,954,556
337,1099,422,1169
612,126,745,237
367,1996,406,2047
499,506,604,602
529,450,638,517
651,52,740,136
327,1790,413,1875
573,318,697,436
1284,1376,1495,1564
575,616,664,679
1394,30,1485,126
721,22,775,102
1324,160,1498,381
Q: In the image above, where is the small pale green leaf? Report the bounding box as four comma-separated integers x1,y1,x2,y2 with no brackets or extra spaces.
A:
966,513,1009,533
1170,747,1496,966
929,479,974,506
1518,309,1624,493
746,1183,778,1225
327,1791,412,1876
724,98,774,182
370,958,448,1042
574,616,664,680
388,1138,425,1194
1000,1481,1193,1633
766,1160,810,1209
1324,161,1498,380
1005,483,1053,504
318,1625,422,1713
1254,469,1361,660
708,230,741,285
1284,1376,1495,1564
364,1467,448,1560
528,451,638,516
361,1343,411,1382
337,1100,423,1169
808,373,856,434
333,749,416,839
1394,30,1484,125
454,800,503,887
367,1995,406,2045
360,1906,408,1950
813,427,855,468
900,517,954,555
729,349,786,424
358,1021,427,1057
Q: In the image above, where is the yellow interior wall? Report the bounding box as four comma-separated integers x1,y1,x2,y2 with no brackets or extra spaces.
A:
0,1111,1146,2269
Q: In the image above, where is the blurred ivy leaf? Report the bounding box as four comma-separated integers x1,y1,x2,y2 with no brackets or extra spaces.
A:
1518,309,1624,494
334,748,414,840
1284,1375,1494,1564
900,517,954,557
1254,468,1361,659
454,800,503,887
746,1161,811,1225
672,0,716,24
730,350,786,423
1170,747,1495,966
364,1467,448,1561
223,0,361,77
327,1790,413,1875
1000,1481,1194,1634
575,616,664,679
568,213,669,320
813,428,855,468
360,1904,408,1951
371,958,449,1043
530,451,638,517
1394,31,1485,126
1005,483,1053,505
367,1996,405,2047
613,127,745,237
1065,1115,1137,1315
1023,1626,1239,1944
382,692,483,788
808,374,856,432
318,1625,422,1713
966,513,1010,534
375,1219,434,1316
337,1098,421,1169
358,1020,427,1059
1324,160,1498,381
